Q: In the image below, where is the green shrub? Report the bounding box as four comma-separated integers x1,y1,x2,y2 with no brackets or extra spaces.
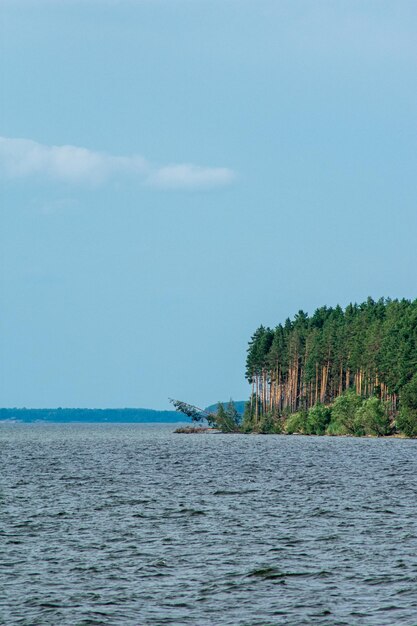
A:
259,411,283,434
215,401,241,433
241,400,253,432
327,391,363,435
355,396,391,436
326,419,347,436
397,374,417,437
285,411,308,434
396,407,417,437
305,404,332,435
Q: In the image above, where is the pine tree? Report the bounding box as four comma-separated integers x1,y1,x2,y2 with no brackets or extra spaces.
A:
244,297,417,435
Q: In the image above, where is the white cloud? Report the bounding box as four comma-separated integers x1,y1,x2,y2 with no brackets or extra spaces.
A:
147,164,236,190
0,137,236,191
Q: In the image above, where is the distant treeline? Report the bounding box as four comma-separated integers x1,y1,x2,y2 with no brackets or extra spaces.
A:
0,408,187,423
205,401,246,415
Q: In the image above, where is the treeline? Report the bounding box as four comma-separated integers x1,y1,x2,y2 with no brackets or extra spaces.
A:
243,297,417,436
0,408,183,423
241,388,417,437
174,387,417,436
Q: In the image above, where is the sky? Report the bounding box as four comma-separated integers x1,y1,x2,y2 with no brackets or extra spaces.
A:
1,0,416,409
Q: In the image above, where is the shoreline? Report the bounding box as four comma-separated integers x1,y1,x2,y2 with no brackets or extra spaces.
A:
174,427,413,438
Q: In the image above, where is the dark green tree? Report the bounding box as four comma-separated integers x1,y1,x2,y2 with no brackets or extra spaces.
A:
397,373,417,437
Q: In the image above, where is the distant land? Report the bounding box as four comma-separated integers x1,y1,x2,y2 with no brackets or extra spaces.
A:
0,408,187,423
0,402,246,423
205,401,246,415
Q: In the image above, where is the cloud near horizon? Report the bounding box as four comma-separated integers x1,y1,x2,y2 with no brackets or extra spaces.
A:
0,137,236,190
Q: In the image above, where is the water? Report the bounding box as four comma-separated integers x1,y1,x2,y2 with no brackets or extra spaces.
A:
1,423,417,626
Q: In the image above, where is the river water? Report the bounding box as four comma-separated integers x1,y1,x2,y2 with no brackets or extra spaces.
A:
1,423,417,625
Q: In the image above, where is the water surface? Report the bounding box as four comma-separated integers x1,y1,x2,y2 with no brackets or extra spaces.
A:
1,423,417,625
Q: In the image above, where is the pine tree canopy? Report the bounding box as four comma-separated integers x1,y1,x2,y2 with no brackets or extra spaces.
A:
244,297,417,433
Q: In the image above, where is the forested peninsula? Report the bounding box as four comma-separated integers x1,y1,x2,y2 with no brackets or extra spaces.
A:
173,298,417,437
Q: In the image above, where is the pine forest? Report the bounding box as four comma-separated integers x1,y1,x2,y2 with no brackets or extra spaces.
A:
172,298,417,437
243,298,417,436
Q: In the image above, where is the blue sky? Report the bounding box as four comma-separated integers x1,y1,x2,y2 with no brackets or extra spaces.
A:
1,0,416,409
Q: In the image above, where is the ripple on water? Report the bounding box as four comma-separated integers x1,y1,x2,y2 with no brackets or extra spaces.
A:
1,423,417,625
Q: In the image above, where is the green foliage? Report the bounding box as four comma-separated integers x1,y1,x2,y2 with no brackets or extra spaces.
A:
169,398,218,426
305,404,332,435
326,419,345,436
245,298,417,437
246,326,274,382
241,399,255,432
328,391,363,435
215,400,241,433
169,398,206,422
400,373,417,412
355,396,391,436
285,411,308,434
205,400,246,415
226,399,242,429
258,411,283,434
396,374,417,436
396,408,417,437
